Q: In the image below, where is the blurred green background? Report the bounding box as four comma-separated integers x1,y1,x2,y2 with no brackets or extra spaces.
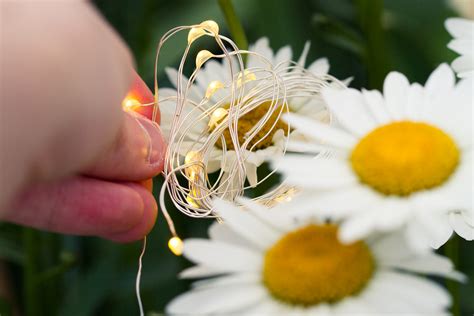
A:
0,0,473,315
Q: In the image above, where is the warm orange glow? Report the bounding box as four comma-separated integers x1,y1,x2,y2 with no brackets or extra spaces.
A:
122,94,142,111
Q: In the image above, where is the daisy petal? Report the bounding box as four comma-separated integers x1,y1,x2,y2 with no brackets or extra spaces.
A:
213,198,280,249
179,265,224,279
308,58,330,76
166,284,266,315
452,55,474,77
276,155,358,189
274,45,292,69
361,89,391,124
448,38,473,55
425,64,456,99
338,211,376,243
183,239,261,272
450,212,474,241
383,71,410,120
368,271,451,312
296,41,310,67
192,273,260,289
322,87,377,136
208,222,255,249
165,67,202,101
247,37,274,69
445,18,474,38
283,113,357,149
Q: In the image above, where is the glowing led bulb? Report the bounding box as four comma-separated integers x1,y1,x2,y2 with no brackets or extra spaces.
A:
237,70,257,87
184,150,203,180
196,50,214,69
208,107,228,129
168,236,184,256
205,80,225,99
188,27,206,45
186,194,200,208
199,20,219,35
122,96,141,110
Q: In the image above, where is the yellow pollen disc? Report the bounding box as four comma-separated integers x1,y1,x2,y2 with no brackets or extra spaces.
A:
351,121,460,196
263,224,374,306
212,101,289,150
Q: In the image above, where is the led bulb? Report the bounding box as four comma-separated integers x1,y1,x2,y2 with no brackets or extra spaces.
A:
188,27,206,45
186,194,200,208
208,107,228,129
168,236,184,256
122,96,141,110
205,80,224,99
199,20,219,35
184,150,203,181
196,50,214,69
237,70,257,87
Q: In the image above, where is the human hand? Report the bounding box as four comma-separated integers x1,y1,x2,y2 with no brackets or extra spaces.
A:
0,2,165,242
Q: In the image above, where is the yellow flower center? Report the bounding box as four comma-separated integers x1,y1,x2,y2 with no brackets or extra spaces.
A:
212,101,288,150
263,224,374,306
351,121,460,196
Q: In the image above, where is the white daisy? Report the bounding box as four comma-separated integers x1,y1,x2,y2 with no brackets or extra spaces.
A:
159,37,331,187
166,198,463,315
446,17,474,78
277,64,473,251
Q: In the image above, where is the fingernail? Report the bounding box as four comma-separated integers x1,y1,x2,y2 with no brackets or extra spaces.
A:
133,113,166,166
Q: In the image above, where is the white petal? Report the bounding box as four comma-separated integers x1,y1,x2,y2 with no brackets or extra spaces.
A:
308,57,330,76
333,297,374,314
424,64,456,103
417,210,454,249
376,234,466,281
365,271,451,313
245,162,258,187
166,284,266,315
208,222,256,249
276,155,359,189
288,186,378,220
322,87,377,136
247,37,274,69
452,54,474,77
179,265,224,279
283,113,357,149
296,41,310,67
338,211,377,243
404,83,424,121
192,273,260,289
273,45,292,69
450,212,474,241
165,67,203,101
383,71,411,120
448,38,473,55
445,18,474,38
213,198,280,249
361,89,391,124
183,239,262,272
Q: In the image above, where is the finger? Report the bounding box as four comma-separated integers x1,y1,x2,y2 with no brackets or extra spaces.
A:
1,2,134,209
4,176,157,242
85,111,166,181
123,70,160,124
102,183,158,243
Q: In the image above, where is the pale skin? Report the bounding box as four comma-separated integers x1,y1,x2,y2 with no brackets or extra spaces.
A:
0,2,165,242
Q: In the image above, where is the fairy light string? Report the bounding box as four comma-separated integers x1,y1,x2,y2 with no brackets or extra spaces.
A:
145,20,343,242
127,20,344,315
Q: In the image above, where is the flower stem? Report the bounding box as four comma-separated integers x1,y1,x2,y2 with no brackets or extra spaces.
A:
445,236,460,316
355,0,390,90
217,0,249,52
22,228,40,316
